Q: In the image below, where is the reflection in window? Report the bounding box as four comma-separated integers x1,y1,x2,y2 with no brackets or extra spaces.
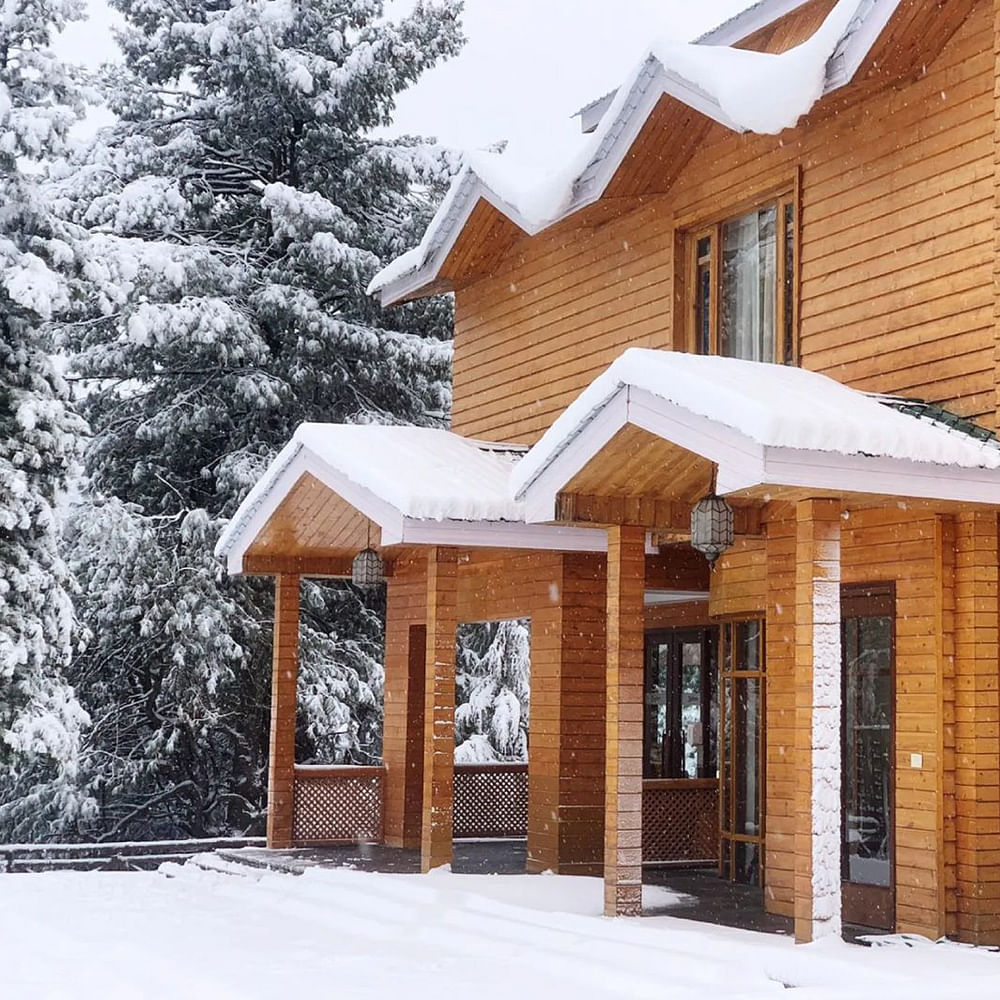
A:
691,197,795,365
842,614,893,888
644,630,718,780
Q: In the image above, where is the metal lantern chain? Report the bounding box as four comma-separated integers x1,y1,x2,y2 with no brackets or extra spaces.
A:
690,494,735,569
352,521,385,590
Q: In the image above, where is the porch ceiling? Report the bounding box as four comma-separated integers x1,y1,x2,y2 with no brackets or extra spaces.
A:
563,424,714,503
243,472,379,569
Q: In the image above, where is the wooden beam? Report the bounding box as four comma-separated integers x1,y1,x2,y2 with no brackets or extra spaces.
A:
556,492,763,537
267,574,300,849
421,547,458,872
604,525,646,917
241,553,394,579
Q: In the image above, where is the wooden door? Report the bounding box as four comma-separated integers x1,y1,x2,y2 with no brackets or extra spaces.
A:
841,586,895,930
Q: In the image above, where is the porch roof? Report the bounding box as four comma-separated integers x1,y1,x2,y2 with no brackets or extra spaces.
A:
512,350,1000,520
216,424,628,576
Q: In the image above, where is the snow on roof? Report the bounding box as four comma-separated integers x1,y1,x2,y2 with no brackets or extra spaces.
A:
215,425,527,561
510,350,1000,500
369,0,891,304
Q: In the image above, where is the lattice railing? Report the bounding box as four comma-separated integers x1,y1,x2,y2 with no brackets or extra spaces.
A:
292,766,384,846
453,763,528,839
642,779,719,864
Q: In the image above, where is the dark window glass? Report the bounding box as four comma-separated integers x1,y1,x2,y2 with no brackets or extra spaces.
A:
696,236,712,355
842,614,892,888
644,630,717,779
783,202,795,364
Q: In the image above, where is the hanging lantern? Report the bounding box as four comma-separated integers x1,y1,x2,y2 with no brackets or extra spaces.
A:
690,494,734,569
352,548,385,589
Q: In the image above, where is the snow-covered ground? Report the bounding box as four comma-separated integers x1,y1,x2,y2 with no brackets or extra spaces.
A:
4,863,999,1000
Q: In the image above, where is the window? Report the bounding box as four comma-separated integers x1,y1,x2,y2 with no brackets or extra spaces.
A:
643,628,718,780
690,196,796,364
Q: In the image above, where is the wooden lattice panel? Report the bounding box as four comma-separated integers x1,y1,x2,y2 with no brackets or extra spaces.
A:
453,763,528,838
292,767,384,846
642,781,719,864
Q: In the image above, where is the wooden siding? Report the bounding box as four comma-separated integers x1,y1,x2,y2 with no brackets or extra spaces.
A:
451,4,994,444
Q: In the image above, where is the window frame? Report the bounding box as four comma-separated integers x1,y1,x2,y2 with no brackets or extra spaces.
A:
682,187,799,366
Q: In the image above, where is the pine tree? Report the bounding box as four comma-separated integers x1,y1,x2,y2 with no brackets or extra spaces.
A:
0,0,92,840
52,0,464,839
455,620,530,764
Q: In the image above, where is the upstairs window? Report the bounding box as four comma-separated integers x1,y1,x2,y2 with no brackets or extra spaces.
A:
690,196,796,365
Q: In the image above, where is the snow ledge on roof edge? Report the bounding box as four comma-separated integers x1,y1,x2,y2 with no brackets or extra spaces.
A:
368,0,871,299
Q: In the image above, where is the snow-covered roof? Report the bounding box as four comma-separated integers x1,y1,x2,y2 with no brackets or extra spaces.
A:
369,0,899,305
511,350,1000,518
216,425,622,575
216,426,524,561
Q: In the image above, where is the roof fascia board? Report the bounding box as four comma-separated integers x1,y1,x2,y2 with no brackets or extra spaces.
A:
573,64,742,206
224,447,406,576
224,448,309,576
378,181,544,307
761,446,1000,505
386,517,657,554
517,379,1000,516
824,0,899,92
696,0,813,46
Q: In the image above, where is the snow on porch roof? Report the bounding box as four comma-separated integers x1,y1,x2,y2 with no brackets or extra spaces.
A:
215,425,529,573
511,350,1000,514
368,0,899,306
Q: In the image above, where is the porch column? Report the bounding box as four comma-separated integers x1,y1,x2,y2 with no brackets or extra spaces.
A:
953,512,1000,944
267,573,300,849
604,526,645,917
421,546,458,872
794,499,842,943
383,558,427,849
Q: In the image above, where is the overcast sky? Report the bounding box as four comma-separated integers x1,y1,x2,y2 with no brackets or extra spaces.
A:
59,0,752,149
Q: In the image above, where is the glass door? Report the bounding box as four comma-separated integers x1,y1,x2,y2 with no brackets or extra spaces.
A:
841,586,895,930
720,620,765,885
644,629,717,780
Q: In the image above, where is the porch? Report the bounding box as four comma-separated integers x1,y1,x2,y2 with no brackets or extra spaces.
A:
217,351,1000,947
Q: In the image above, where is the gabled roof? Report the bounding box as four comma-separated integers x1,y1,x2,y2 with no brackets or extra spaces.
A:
511,350,1000,521
369,0,899,306
216,425,624,576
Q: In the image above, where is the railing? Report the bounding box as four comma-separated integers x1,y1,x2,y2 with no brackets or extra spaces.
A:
1,837,265,873
642,778,719,864
453,762,528,839
292,765,385,846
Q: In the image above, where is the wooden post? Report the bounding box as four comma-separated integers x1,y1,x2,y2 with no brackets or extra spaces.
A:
421,547,458,872
267,573,300,849
383,558,427,850
604,526,645,917
527,553,607,876
794,499,842,943
953,512,1000,944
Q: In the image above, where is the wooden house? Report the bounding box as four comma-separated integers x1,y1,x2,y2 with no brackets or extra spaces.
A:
217,0,1000,945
